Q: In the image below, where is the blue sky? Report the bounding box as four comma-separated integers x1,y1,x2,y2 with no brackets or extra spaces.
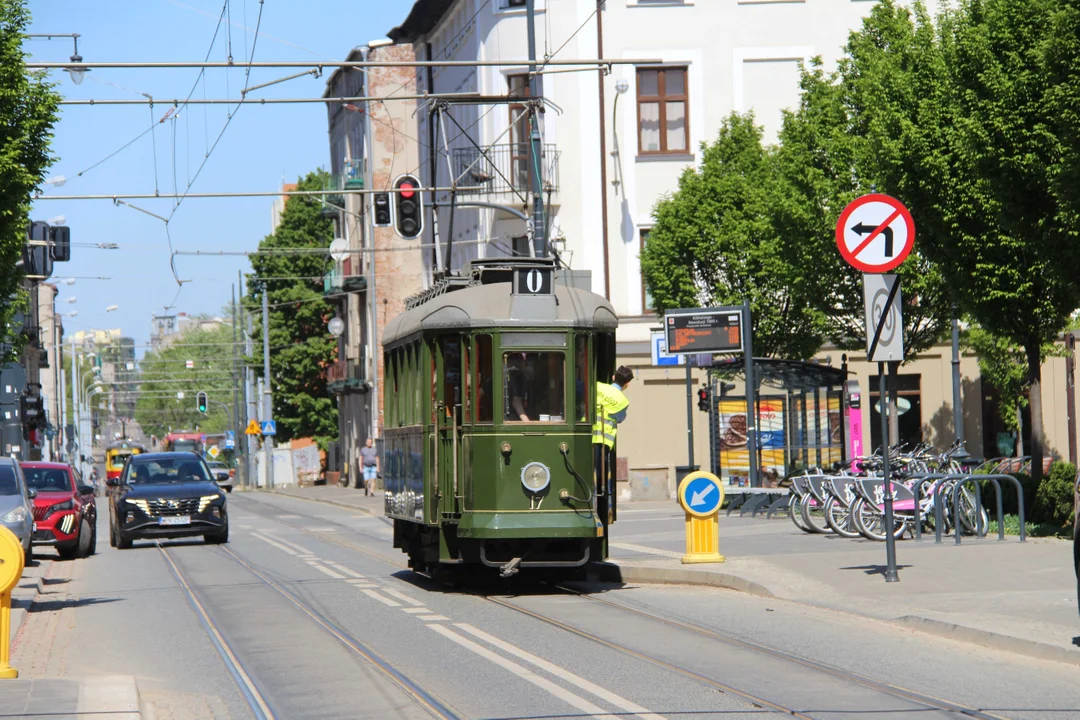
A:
27,0,414,355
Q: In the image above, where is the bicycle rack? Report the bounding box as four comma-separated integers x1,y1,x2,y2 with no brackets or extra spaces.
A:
952,473,1026,544
906,473,953,543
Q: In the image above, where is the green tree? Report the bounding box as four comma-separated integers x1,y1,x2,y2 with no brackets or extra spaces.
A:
776,45,950,357
134,323,236,439
246,170,337,446
640,113,829,359
0,1,60,359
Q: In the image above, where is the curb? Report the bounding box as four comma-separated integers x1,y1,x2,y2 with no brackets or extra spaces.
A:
895,615,1080,667
601,560,1080,667
595,561,776,598
262,489,378,517
77,675,141,719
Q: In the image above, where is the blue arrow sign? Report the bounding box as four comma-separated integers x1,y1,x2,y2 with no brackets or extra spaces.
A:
261,420,277,436
681,475,722,516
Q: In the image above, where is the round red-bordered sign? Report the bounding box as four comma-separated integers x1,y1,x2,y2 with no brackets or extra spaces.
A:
835,193,915,273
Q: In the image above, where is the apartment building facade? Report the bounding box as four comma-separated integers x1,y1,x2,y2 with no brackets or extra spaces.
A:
322,41,424,482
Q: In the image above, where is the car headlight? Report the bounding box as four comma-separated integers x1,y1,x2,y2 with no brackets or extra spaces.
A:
2,506,27,524
124,498,150,513
198,494,223,513
520,462,551,494
50,499,74,513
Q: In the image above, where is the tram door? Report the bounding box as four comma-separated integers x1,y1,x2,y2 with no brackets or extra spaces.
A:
436,336,463,517
594,333,617,542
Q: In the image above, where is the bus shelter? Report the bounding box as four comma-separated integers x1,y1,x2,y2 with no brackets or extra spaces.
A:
708,358,847,488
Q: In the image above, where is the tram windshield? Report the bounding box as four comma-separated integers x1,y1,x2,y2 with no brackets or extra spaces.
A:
503,352,565,422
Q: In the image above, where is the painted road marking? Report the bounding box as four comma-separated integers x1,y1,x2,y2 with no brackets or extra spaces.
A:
323,561,365,579
381,587,423,606
609,542,682,559
429,624,621,720
250,533,298,556
345,579,377,588
361,589,401,607
277,514,302,519
456,623,665,720
418,615,449,622
402,607,431,614
265,534,314,556
305,560,346,580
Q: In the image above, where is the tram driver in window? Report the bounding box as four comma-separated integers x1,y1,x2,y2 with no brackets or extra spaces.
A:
505,352,531,421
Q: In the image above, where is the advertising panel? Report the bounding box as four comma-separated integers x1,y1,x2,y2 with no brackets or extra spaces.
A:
717,397,785,488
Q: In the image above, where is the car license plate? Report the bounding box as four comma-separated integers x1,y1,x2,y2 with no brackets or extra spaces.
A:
159,515,191,526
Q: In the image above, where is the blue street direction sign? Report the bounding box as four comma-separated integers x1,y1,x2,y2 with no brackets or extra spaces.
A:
679,472,724,517
224,430,235,449
650,331,683,367
260,420,277,437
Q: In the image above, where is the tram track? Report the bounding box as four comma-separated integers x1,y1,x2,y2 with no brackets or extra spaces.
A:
158,539,463,720
234,493,1015,720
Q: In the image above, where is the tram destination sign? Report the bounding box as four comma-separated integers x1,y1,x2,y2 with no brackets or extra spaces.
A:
664,308,743,355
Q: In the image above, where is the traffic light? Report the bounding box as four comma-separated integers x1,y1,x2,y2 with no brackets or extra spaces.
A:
393,174,423,240
20,384,45,440
697,388,710,412
373,192,393,227
196,391,208,414
50,225,71,262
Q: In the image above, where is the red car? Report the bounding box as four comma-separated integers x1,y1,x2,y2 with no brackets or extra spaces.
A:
21,462,97,560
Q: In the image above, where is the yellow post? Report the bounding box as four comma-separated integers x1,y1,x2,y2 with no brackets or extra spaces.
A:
677,471,726,564
0,526,25,679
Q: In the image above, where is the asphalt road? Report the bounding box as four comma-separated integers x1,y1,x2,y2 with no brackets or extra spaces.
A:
14,492,1080,720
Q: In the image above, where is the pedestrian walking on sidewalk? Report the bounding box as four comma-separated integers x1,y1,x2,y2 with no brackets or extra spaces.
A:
360,437,379,496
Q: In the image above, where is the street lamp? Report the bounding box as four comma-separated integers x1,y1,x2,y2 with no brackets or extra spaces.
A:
611,78,630,194
61,278,75,286
328,316,345,337
61,310,78,318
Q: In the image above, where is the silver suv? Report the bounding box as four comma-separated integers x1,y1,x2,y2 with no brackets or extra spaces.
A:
0,456,36,564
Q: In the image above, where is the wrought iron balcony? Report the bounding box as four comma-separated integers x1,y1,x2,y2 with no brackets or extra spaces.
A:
326,359,367,394
450,143,559,196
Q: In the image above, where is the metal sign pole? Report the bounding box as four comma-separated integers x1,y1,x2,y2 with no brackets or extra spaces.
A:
685,360,695,470
743,300,758,488
879,362,899,582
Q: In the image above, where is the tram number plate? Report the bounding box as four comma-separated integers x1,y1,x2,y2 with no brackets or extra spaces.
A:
159,516,191,526
515,268,553,295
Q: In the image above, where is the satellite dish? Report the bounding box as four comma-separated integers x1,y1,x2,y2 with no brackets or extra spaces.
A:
329,238,348,262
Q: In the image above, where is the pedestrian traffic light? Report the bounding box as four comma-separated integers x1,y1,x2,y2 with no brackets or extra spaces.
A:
393,174,423,240
196,391,208,414
373,192,393,227
697,388,710,412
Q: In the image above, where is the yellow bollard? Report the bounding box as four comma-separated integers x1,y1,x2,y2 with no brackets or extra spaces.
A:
677,471,726,564
0,526,25,679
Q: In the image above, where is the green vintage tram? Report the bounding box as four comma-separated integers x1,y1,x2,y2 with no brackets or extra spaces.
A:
382,257,618,575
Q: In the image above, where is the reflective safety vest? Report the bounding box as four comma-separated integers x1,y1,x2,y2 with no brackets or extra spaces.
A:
592,383,629,449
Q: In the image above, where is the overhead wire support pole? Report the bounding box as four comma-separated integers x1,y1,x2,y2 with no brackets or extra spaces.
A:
232,283,242,487
526,0,546,258
261,289,274,490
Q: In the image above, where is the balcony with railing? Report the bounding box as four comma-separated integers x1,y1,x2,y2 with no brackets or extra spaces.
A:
323,260,367,296
326,359,367,394
450,143,559,197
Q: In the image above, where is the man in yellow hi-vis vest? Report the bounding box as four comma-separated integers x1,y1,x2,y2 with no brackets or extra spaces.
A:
593,366,634,507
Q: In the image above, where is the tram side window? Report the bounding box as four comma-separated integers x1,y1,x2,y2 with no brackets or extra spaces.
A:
405,343,417,425
441,336,461,418
575,336,589,423
476,335,493,423
503,351,565,422
412,342,422,423
595,332,616,385
463,340,472,423
388,351,398,427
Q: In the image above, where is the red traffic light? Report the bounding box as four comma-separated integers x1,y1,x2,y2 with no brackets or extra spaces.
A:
398,182,415,199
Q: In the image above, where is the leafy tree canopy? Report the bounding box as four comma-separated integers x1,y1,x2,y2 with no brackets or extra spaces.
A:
134,323,236,439
0,1,59,360
246,170,337,447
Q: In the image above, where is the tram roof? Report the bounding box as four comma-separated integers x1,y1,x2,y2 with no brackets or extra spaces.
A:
383,281,618,347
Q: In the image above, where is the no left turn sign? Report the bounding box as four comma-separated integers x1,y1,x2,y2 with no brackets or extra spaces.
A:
835,193,915,273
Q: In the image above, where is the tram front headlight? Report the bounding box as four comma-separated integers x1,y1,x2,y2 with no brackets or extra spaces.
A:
520,462,551,494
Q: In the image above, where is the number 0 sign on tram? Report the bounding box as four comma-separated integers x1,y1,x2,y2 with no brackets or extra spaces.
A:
835,194,915,273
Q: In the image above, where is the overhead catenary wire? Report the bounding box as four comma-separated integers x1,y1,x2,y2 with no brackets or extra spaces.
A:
28,59,649,70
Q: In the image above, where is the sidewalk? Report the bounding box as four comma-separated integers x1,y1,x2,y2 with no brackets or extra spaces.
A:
604,505,1080,666
257,482,384,515
254,486,1080,666
5,558,140,719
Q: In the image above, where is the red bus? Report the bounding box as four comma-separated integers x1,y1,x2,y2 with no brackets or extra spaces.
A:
162,432,206,456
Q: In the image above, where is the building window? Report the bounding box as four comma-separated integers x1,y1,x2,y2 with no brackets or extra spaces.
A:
869,374,922,450
640,229,655,313
503,0,527,6
637,67,688,154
